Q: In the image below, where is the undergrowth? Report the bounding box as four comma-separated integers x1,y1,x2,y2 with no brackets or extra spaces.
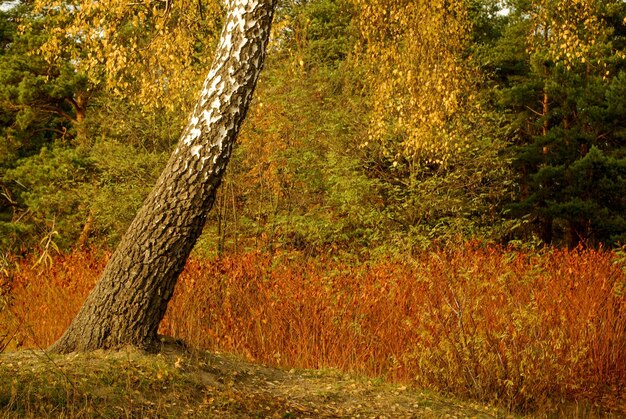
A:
1,244,625,415
0,345,510,418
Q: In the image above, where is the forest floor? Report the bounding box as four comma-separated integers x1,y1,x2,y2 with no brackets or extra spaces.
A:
0,340,514,418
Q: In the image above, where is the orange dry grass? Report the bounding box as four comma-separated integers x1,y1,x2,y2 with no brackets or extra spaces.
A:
1,245,625,413
0,250,107,349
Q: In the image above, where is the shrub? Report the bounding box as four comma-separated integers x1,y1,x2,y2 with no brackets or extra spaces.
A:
2,244,624,413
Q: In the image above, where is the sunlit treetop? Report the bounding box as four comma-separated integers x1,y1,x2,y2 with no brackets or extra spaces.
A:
527,0,625,72
351,0,478,166
27,0,223,112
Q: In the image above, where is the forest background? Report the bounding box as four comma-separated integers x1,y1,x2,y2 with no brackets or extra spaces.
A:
1,0,626,415
1,0,625,255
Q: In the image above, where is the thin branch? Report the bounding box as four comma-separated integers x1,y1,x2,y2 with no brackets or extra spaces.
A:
525,105,544,117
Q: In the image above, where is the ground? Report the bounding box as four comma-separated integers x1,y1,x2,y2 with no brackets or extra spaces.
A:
0,341,511,418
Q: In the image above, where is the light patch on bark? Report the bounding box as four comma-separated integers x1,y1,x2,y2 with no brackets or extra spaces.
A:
183,128,202,146
181,0,263,159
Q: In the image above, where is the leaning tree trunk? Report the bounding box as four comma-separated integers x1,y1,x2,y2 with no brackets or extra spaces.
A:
50,0,277,353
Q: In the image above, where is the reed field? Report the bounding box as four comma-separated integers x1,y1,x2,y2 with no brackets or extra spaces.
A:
1,244,625,415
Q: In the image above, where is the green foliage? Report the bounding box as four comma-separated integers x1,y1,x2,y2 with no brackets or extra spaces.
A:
194,0,382,255
85,96,183,154
276,0,354,67
0,3,87,151
485,0,626,246
2,139,170,251
0,2,86,251
0,1,184,253
3,146,95,249
1,0,624,253
542,147,626,244
370,111,516,250
86,141,168,246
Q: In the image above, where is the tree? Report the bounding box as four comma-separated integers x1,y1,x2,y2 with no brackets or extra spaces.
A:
1,0,223,253
489,0,626,246
350,0,514,246
49,0,278,353
0,1,90,251
352,0,474,165
30,0,223,115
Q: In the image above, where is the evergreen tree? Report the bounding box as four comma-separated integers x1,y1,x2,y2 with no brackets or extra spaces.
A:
484,0,626,246
0,1,89,251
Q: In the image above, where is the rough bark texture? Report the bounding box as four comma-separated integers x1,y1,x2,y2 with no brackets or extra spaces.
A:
50,0,277,353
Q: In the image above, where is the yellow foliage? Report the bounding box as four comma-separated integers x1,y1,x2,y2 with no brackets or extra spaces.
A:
29,0,223,112
351,0,477,166
528,0,607,69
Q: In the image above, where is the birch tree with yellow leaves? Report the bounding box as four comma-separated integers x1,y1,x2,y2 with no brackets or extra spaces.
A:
30,0,223,117
351,0,513,244
352,0,476,166
50,0,278,353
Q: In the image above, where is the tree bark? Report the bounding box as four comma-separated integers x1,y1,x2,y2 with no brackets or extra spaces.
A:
66,92,89,147
50,0,277,353
76,211,94,249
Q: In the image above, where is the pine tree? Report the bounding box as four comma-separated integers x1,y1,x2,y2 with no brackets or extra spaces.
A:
0,1,89,251
486,0,626,246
